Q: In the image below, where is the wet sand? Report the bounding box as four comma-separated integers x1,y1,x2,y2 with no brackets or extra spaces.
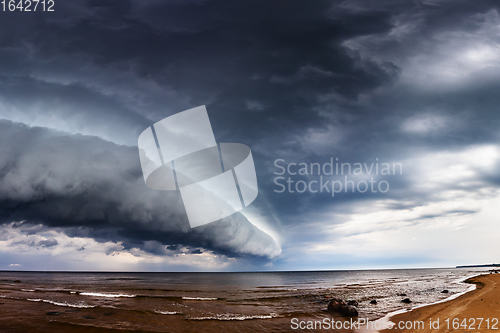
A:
381,273,500,332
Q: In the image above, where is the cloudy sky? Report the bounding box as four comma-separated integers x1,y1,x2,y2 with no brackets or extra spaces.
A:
1,0,500,271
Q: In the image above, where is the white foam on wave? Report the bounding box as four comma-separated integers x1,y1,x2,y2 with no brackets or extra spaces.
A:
27,298,95,308
155,310,180,315
80,292,136,298
182,297,218,301
189,312,280,321
21,289,36,292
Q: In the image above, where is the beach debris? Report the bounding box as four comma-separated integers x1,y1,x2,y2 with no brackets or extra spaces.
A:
441,290,449,293
370,300,377,304
327,299,359,316
401,298,412,303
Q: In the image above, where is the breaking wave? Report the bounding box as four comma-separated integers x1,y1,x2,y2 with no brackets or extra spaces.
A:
79,292,136,298
27,298,95,308
154,310,181,315
182,297,218,301
188,313,281,321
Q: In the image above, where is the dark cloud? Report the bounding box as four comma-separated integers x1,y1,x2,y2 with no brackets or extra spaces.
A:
1,0,500,269
0,121,280,259
166,244,178,251
0,0,398,145
37,239,59,248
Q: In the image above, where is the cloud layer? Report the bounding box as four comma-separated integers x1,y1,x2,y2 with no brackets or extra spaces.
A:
0,121,281,265
1,0,500,270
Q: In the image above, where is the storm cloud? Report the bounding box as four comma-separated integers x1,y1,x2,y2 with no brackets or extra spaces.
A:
0,121,281,260
1,0,500,270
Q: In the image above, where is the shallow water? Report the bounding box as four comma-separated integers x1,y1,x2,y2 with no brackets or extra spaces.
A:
0,268,490,332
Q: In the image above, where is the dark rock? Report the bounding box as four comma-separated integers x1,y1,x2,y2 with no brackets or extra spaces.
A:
347,300,359,306
13,280,21,283
327,299,344,312
46,312,61,316
370,300,377,304
344,305,359,317
441,290,449,293
401,298,412,303
398,293,407,297
327,299,358,316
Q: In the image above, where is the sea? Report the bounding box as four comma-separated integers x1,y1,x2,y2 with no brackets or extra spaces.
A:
0,268,490,332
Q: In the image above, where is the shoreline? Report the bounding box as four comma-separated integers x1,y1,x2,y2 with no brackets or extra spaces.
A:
356,273,483,333
362,272,482,332
373,273,499,332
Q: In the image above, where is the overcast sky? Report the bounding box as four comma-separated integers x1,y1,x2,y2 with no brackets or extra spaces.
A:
1,0,500,271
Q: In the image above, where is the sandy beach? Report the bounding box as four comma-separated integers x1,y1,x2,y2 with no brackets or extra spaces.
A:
381,273,500,333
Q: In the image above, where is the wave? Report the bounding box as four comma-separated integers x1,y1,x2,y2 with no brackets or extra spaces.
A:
19,288,75,294
27,298,95,308
135,295,181,300
251,287,298,293
188,312,281,321
154,310,181,315
182,297,218,301
235,295,300,302
79,292,136,298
